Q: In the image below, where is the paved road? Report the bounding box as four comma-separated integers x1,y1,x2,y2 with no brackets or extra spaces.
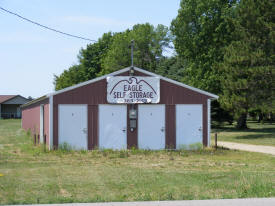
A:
218,141,275,156
11,198,275,206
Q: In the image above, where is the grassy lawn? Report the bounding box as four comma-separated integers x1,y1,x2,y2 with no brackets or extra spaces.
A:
211,121,275,146
0,119,275,204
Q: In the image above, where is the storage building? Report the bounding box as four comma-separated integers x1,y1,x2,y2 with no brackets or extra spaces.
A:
21,67,218,150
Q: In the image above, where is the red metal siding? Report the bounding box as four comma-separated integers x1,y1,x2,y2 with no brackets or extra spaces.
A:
165,105,176,148
127,104,138,149
53,80,107,149
53,103,58,149
159,80,210,147
21,98,50,147
159,80,210,104
43,103,49,146
22,98,49,110
88,105,98,149
203,103,208,146
120,70,149,149
54,80,107,105
22,106,40,135
53,71,211,149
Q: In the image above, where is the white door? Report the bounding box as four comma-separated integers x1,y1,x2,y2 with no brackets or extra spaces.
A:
176,104,202,149
138,105,165,150
99,105,127,150
58,104,87,150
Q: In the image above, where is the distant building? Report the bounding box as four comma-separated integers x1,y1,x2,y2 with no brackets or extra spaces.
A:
0,95,30,119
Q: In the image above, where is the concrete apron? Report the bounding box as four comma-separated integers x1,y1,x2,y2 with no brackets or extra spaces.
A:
11,198,275,206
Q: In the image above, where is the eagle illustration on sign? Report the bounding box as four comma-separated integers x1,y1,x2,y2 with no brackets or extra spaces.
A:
107,76,160,104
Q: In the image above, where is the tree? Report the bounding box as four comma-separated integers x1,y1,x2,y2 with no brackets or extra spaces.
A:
78,32,114,79
100,23,171,75
54,32,114,90
54,65,84,91
155,56,185,82
220,0,275,129
54,24,171,90
170,0,237,94
211,100,233,127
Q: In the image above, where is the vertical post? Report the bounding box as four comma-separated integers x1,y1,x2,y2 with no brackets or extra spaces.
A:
49,95,53,150
207,99,211,147
40,105,44,144
131,40,134,68
44,135,46,152
34,134,36,145
215,133,218,150
129,40,135,133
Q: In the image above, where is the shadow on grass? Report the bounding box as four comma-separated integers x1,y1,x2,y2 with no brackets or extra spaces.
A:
236,133,275,140
212,121,275,134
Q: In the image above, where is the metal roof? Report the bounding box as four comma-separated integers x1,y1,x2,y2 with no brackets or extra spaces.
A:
22,66,219,108
47,67,219,99
0,95,17,104
20,95,47,108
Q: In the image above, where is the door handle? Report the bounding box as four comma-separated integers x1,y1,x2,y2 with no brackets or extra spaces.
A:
122,128,126,132
82,128,87,134
198,127,202,132
161,127,165,132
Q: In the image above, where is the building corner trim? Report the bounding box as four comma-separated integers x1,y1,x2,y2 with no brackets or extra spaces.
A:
49,95,53,150
207,99,211,147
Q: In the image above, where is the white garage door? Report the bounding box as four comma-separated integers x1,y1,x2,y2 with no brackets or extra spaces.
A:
99,105,127,150
138,105,165,150
176,104,202,149
58,104,87,150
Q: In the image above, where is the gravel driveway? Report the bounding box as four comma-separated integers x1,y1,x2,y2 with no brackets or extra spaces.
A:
218,141,275,156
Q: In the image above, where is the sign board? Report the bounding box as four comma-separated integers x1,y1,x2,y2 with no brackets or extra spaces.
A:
107,76,160,104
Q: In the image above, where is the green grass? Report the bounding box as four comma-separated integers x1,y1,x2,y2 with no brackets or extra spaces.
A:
211,121,275,146
0,119,275,204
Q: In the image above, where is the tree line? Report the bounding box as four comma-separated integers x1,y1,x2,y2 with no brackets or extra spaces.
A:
54,0,274,129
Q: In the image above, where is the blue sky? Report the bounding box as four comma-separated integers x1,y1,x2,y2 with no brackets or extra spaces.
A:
0,0,180,98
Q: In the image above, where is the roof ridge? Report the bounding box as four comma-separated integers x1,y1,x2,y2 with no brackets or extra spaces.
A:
23,66,218,108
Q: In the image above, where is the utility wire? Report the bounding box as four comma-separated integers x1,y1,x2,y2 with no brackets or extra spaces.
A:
0,6,96,42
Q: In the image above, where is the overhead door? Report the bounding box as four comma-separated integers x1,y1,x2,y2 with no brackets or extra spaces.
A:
99,105,127,150
58,104,88,150
138,105,165,150
176,104,202,149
